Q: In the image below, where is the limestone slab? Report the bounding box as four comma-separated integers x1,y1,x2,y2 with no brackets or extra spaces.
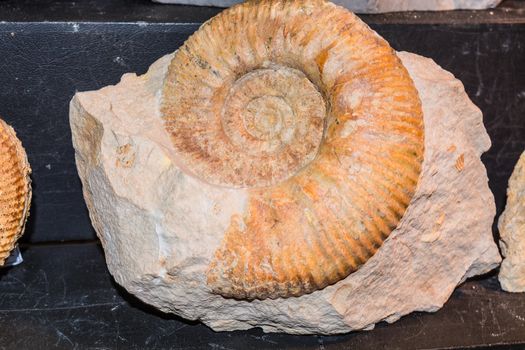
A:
70,51,501,334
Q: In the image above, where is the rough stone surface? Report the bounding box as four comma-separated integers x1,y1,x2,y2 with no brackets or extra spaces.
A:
70,51,501,334
498,152,525,293
151,0,503,12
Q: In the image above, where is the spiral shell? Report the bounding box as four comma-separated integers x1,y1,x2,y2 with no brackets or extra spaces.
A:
161,0,424,299
0,119,31,266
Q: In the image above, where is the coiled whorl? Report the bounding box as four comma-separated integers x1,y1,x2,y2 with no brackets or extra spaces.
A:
162,0,424,300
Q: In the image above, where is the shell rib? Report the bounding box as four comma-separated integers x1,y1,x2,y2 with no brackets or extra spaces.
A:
161,0,424,299
0,119,31,266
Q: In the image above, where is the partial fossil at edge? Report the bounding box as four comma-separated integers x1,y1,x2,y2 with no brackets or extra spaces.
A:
0,119,31,266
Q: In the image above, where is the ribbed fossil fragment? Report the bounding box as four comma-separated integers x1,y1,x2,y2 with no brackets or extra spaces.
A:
0,119,31,266
161,0,424,299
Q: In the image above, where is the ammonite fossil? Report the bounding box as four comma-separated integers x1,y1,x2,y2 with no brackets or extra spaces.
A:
0,119,31,266
161,0,424,300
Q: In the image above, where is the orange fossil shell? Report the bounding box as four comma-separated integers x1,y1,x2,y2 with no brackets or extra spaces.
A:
0,119,31,266
161,0,424,299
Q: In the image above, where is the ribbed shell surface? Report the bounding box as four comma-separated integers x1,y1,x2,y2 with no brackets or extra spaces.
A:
161,0,424,299
0,119,31,266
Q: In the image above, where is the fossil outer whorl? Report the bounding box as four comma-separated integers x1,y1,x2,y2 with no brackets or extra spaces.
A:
161,0,425,299
0,119,31,266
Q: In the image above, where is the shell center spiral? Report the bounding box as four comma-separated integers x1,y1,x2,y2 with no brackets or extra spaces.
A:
219,66,326,187
244,96,289,141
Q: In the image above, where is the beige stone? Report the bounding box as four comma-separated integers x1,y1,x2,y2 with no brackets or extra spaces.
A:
152,0,503,12
498,152,525,293
70,49,500,334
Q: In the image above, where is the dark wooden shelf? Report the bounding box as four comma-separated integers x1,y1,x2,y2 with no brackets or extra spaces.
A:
0,243,522,349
